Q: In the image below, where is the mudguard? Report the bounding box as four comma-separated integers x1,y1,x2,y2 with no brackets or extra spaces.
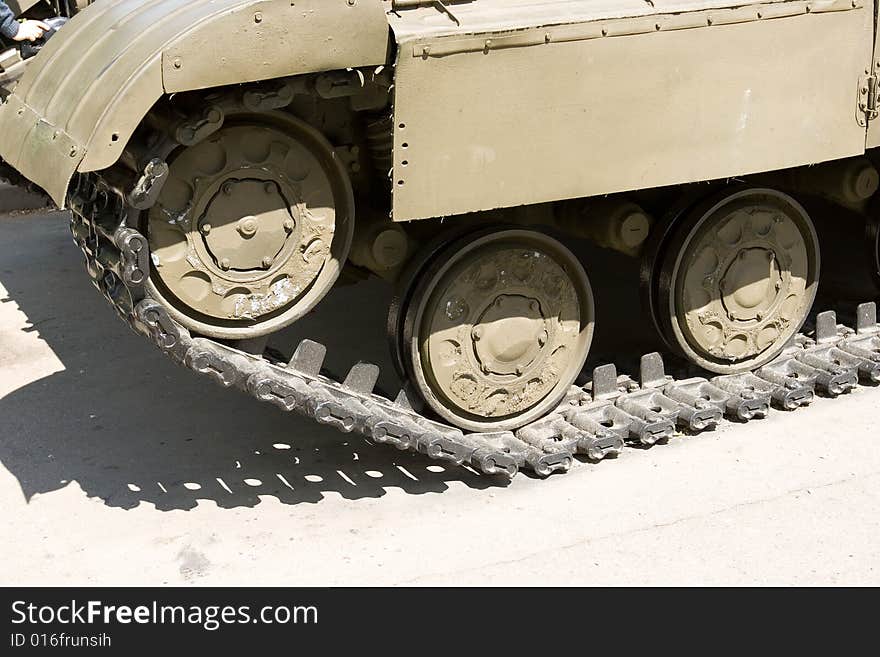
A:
0,0,391,206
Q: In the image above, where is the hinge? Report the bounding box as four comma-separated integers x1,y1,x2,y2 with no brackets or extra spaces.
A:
858,73,878,127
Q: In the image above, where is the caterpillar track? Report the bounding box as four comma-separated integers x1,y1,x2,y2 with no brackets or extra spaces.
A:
68,170,880,480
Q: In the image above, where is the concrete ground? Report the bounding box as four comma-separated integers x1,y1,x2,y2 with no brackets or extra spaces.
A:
1,211,879,586
0,182,50,214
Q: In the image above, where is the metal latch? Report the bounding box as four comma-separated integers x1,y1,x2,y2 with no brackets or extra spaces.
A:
858,73,878,127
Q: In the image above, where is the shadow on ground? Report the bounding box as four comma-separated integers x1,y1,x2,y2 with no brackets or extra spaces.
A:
0,212,657,511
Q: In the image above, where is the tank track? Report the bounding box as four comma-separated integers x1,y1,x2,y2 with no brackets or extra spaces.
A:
67,170,880,480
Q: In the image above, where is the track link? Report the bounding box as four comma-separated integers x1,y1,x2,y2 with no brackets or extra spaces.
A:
68,171,880,481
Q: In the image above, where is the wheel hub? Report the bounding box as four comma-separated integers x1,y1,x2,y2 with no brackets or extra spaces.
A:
472,294,548,376
198,179,295,272
719,247,782,321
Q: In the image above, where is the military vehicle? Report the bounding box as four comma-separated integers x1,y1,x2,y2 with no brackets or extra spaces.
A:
1,0,879,477
0,0,88,190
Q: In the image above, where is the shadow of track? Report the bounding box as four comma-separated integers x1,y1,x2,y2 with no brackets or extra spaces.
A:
0,213,507,511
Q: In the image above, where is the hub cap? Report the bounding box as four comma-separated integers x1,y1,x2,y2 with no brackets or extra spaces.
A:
402,229,594,431
661,189,819,372
145,118,353,339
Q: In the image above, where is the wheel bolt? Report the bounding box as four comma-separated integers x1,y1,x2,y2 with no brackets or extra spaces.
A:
283,219,295,233
219,258,231,271
223,182,234,195
530,301,539,312
238,218,258,237
200,223,212,235
538,330,549,347
472,327,483,341
262,256,274,269
264,182,275,195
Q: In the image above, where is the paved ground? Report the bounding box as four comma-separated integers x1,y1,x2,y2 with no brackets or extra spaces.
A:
0,182,50,213
1,211,879,586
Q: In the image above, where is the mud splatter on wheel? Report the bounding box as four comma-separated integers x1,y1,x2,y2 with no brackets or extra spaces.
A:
394,228,595,432
144,113,355,339
652,188,820,373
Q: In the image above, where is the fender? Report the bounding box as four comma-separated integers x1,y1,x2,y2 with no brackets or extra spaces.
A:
0,0,391,206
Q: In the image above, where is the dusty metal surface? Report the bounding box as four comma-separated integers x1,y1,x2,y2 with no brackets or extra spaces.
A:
0,0,390,205
390,0,872,220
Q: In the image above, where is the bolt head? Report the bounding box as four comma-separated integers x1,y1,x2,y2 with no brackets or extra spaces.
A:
538,330,549,347
200,223,212,235
283,219,295,233
238,218,258,237
219,258,231,271
262,256,274,269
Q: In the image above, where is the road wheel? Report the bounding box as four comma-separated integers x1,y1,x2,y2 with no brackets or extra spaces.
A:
394,227,595,432
143,112,354,339
652,188,820,373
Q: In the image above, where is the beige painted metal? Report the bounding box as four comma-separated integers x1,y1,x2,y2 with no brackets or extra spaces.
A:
389,0,874,221
0,0,390,206
162,1,391,93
